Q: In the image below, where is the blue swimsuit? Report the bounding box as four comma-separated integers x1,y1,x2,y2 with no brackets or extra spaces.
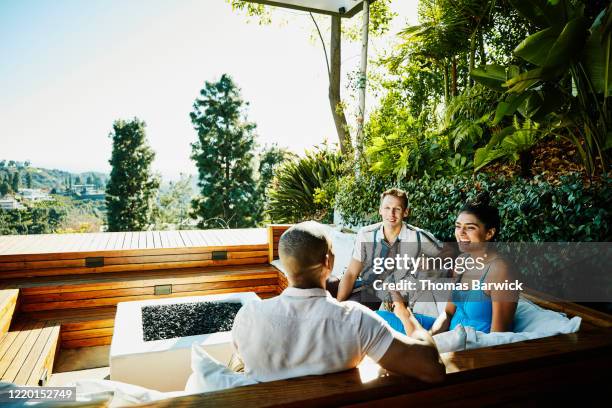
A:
377,264,493,334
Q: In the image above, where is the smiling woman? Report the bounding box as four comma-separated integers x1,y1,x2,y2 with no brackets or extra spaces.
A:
378,192,519,335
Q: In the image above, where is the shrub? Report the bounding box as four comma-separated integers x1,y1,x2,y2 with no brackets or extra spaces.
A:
335,172,611,242
266,148,343,223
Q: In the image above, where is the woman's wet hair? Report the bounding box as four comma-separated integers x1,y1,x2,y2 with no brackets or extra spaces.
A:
460,192,501,240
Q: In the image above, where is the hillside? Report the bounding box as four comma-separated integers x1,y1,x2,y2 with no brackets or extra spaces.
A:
0,161,108,191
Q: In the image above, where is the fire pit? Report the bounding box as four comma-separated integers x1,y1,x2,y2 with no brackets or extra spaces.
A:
110,292,260,391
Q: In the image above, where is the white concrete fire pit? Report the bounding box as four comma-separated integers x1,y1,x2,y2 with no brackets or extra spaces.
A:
110,292,260,392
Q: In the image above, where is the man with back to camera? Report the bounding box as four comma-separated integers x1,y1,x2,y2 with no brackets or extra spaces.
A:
332,188,449,311
231,221,445,383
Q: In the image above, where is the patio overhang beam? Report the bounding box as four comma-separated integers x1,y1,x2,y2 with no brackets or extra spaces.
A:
240,0,376,18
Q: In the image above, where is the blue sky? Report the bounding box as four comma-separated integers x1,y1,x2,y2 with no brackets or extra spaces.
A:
0,0,416,180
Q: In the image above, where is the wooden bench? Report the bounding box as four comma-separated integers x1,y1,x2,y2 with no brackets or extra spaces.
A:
9,264,283,349
0,320,60,386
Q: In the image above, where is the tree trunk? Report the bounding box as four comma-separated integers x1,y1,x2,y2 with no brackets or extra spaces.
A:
451,56,458,98
469,33,476,87
479,28,486,66
329,15,351,156
443,64,449,105
519,150,533,178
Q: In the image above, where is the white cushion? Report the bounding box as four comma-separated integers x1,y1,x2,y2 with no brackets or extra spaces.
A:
433,298,582,352
184,343,256,393
328,228,357,278
271,228,356,279
512,297,580,333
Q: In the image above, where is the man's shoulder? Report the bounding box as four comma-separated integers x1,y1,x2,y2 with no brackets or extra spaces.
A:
236,297,276,318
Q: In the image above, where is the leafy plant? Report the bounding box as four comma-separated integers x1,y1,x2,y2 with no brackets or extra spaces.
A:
266,147,343,223
471,0,612,176
474,117,546,176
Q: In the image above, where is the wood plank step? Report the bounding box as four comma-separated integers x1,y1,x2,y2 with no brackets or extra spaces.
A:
12,265,279,294
0,320,60,386
0,289,19,337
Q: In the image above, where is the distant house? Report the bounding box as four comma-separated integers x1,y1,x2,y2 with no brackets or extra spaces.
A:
0,196,25,210
19,188,52,202
71,184,105,200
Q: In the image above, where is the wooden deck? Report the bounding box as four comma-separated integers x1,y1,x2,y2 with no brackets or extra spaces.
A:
0,228,267,257
0,229,269,280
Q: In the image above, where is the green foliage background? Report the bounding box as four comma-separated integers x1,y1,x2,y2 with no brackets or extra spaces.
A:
336,172,611,242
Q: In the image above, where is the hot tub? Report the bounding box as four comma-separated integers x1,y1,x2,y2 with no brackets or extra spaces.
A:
110,292,260,391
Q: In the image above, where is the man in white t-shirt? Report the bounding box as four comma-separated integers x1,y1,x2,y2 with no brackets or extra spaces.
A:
231,221,445,383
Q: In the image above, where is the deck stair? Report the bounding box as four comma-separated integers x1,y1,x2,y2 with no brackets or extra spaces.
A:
0,319,60,386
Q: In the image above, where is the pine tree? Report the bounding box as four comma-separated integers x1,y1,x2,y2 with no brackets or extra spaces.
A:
25,172,32,189
106,118,160,232
190,74,257,228
0,181,9,197
11,172,20,193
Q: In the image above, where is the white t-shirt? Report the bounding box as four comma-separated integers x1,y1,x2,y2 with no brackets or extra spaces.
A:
231,287,395,382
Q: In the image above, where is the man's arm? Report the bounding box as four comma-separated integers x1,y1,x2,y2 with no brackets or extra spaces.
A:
337,258,362,301
377,334,446,383
375,291,445,382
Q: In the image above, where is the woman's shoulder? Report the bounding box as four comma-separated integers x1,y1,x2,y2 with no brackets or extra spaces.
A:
485,255,515,281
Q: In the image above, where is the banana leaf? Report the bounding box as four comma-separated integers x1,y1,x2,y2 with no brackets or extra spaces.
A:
583,9,612,96
508,0,564,28
514,27,560,66
493,93,530,125
470,64,508,91
543,16,589,68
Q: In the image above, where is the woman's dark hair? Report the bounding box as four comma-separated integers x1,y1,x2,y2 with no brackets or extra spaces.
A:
460,192,501,240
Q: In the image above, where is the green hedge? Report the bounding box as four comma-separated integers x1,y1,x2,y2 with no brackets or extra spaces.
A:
335,173,611,242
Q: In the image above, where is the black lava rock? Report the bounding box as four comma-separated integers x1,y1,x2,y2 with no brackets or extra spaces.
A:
141,301,243,342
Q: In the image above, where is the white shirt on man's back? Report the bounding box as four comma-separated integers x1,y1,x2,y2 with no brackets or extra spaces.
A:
231,287,394,382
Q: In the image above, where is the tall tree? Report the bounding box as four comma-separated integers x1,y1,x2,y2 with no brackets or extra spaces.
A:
25,172,32,189
86,175,94,185
0,181,9,197
190,74,257,228
74,176,81,185
106,118,160,232
11,172,20,193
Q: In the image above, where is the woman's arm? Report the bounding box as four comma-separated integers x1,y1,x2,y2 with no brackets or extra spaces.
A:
488,259,519,332
429,301,456,335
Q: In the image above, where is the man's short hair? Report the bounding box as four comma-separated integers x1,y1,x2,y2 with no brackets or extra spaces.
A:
279,221,331,287
380,188,408,210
